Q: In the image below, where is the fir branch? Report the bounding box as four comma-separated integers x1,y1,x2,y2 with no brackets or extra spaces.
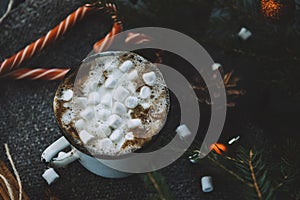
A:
234,147,275,200
142,172,173,200
248,149,262,200
147,173,167,200
207,154,254,188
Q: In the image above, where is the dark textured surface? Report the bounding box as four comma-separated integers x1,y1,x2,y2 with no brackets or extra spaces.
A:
0,1,252,199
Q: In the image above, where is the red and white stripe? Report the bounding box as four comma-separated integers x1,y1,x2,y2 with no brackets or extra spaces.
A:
0,2,123,81
4,68,70,80
93,22,123,53
0,4,95,75
125,32,151,45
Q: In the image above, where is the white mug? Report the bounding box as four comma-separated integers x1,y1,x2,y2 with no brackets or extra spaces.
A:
41,136,131,178
41,52,137,179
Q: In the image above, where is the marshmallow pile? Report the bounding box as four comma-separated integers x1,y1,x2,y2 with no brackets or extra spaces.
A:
57,52,169,156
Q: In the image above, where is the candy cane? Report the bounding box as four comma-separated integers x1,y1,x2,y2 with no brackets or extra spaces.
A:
0,2,121,76
3,68,70,80
93,21,123,53
93,3,123,53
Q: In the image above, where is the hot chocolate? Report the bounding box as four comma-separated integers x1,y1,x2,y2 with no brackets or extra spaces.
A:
53,52,169,156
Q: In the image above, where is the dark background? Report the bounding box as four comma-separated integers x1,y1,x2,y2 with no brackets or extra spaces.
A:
0,0,299,199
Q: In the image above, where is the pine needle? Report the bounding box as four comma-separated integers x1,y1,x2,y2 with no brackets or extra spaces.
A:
147,173,166,200
248,149,262,200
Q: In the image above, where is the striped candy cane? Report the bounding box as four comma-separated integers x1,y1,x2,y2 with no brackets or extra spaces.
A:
3,68,70,80
93,3,123,53
0,2,122,76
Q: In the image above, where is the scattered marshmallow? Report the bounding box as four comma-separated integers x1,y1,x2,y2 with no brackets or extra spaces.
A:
80,107,95,121
74,119,85,131
125,132,134,140
201,176,214,193
112,102,127,115
140,86,151,99
128,119,142,129
104,76,118,88
101,93,112,107
98,138,114,149
119,60,133,72
238,27,252,40
42,168,59,185
176,124,192,140
96,109,111,120
127,70,138,80
228,136,240,145
113,86,130,102
125,96,139,108
79,130,95,144
142,72,156,86
107,114,123,129
212,63,222,71
110,129,124,143
61,89,73,101
87,92,101,105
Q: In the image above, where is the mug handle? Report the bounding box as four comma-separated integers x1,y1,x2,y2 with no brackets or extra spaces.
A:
41,136,79,168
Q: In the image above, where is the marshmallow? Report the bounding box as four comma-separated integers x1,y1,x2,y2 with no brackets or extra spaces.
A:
42,168,59,185
98,138,114,149
88,81,98,92
63,102,70,108
109,129,124,143
80,107,95,121
79,130,94,144
76,97,88,107
107,114,123,129
128,119,142,129
101,93,112,107
176,124,192,140
104,62,117,71
212,63,222,71
87,92,101,105
228,136,240,145
126,82,137,93
238,27,252,40
104,76,118,88
119,60,133,72
113,86,130,102
125,96,139,108
111,69,124,79
125,132,134,140
74,119,85,131
201,176,214,193
96,109,111,120
127,70,138,80
140,102,150,109
139,86,151,99
61,89,73,101
61,110,73,125
142,72,156,86
97,123,111,137
112,102,127,115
